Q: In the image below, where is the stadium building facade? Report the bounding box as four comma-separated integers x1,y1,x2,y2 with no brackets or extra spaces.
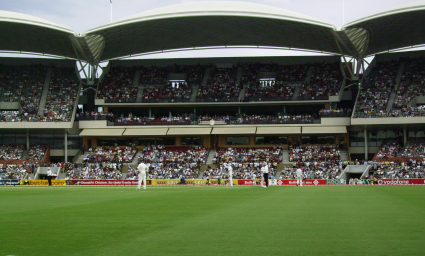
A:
1,1,425,178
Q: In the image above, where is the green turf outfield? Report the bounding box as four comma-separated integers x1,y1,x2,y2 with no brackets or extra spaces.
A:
0,186,424,256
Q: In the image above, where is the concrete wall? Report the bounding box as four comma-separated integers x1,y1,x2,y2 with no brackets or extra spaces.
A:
110,55,341,67
351,116,425,125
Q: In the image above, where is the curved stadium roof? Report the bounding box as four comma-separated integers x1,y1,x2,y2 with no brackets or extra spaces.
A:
0,10,81,60
342,0,425,58
83,1,342,63
2,1,425,63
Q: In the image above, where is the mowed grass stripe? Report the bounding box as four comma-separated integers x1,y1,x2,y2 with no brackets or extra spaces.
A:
0,186,424,256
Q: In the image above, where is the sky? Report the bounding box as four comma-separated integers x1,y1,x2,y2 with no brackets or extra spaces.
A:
0,0,421,59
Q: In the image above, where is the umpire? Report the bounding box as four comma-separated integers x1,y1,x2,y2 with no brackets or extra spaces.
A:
261,162,269,187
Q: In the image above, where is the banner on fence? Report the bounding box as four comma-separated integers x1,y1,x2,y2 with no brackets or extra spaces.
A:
1,180,20,185
377,179,425,185
67,180,146,186
28,180,66,186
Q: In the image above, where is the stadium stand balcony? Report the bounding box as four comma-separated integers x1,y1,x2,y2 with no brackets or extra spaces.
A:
28,145,47,161
280,161,343,179
96,67,138,103
370,160,425,179
0,64,46,119
82,146,137,163
374,140,401,159
319,108,352,117
400,140,425,157
392,58,425,116
353,60,399,118
139,65,205,103
0,145,24,160
43,67,79,122
135,146,208,179
196,66,239,102
240,63,307,101
65,162,123,180
297,62,342,100
289,145,341,162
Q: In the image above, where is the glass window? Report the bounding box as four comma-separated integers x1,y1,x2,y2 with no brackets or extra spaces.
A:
318,136,334,144
3,134,15,145
68,135,83,149
156,137,175,146
52,134,64,149
181,137,204,145
417,131,425,138
368,132,377,147
255,136,287,145
137,138,155,146
116,138,131,146
30,134,43,146
226,137,249,145
301,136,311,144
15,134,26,146
98,138,116,147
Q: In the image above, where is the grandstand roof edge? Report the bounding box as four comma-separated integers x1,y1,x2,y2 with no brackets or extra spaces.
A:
0,10,76,34
83,1,336,35
342,0,425,29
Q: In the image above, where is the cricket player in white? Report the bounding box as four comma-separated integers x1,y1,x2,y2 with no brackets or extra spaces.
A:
228,165,233,187
137,162,148,190
296,168,303,186
252,173,256,186
261,163,269,187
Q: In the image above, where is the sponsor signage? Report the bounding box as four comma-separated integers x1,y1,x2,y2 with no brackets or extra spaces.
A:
67,180,148,186
29,180,66,186
237,179,327,186
1,180,20,185
275,179,327,186
377,179,425,185
327,179,346,185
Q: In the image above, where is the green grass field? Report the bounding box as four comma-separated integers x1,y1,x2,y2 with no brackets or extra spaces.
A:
1,185,424,256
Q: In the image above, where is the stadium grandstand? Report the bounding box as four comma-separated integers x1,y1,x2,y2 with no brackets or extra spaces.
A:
2,1,425,184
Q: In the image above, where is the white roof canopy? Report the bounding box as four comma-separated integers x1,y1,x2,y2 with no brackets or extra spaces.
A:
2,1,425,62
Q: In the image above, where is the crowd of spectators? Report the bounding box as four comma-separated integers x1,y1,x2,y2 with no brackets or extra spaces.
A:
371,160,425,179
97,67,137,103
393,58,425,111
353,60,399,118
0,163,31,180
111,113,315,126
139,66,168,84
65,162,123,180
374,141,401,159
232,114,314,124
213,147,281,179
281,161,344,180
289,145,341,162
197,67,239,101
0,64,46,115
402,106,425,117
141,82,192,102
400,140,425,157
43,67,79,122
0,145,24,160
82,146,137,163
319,108,352,117
115,113,192,126
298,62,342,100
240,62,307,101
28,145,47,161
77,111,114,121
0,111,22,122
134,145,208,179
